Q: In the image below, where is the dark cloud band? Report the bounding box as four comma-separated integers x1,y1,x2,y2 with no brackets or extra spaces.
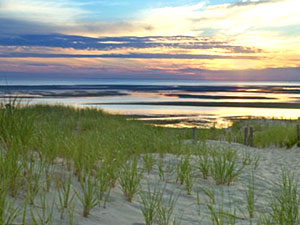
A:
0,52,262,59
0,33,262,54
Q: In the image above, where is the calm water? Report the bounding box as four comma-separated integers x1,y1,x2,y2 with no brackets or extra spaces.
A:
1,78,300,128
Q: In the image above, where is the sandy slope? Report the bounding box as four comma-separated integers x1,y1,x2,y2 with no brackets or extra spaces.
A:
14,141,300,225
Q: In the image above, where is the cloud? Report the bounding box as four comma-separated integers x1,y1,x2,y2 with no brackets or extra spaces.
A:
64,21,155,36
191,0,300,36
1,67,300,81
140,0,300,46
0,52,262,60
140,2,206,36
0,18,58,35
227,0,283,8
0,33,263,53
0,17,155,37
0,0,154,36
0,0,298,78
174,66,300,81
0,0,85,24
199,67,300,81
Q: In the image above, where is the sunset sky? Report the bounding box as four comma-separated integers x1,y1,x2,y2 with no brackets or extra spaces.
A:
0,0,299,81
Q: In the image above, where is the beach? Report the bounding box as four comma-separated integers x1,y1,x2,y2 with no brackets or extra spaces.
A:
9,140,300,225
2,0,300,223
1,104,300,224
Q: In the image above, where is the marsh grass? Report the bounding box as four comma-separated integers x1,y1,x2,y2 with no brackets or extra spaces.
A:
25,161,44,205
139,186,162,225
157,190,180,225
67,203,75,225
242,152,261,169
2,103,297,223
158,159,165,181
0,103,184,221
175,155,194,195
184,170,194,195
43,162,54,192
57,174,75,219
0,182,19,225
253,154,261,170
96,165,112,203
0,101,35,151
139,185,180,225
21,196,29,225
266,169,300,224
197,154,211,179
195,192,202,217
76,175,99,218
242,152,252,166
0,145,23,197
193,119,300,149
176,155,192,185
205,190,238,225
245,170,255,218
143,154,155,174
207,203,237,225
202,187,215,204
257,215,273,225
119,157,143,202
210,148,244,185
107,163,120,188
30,192,55,225
165,160,176,178
234,120,299,148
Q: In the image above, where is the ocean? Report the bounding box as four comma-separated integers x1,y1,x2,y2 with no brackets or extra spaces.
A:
1,78,300,128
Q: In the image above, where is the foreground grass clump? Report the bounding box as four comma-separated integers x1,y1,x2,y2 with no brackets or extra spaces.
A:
245,170,255,218
76,175,99,218
262,170,300,225
142,154,155,174
119,158,143,202
176,156,194,194
208,148,244,185
0,183,19,225
139,186,162,225
139,185,180,225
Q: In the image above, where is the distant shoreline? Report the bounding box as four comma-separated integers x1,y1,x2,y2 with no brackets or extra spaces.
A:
2,84,300,94
90,101,300,109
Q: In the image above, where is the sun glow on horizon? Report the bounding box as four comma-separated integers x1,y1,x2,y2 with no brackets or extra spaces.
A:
0,0,299,80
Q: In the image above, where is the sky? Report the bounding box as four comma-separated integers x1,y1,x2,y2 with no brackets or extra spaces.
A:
0,0,299,81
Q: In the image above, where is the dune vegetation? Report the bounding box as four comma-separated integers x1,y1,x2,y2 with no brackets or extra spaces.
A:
1,102,300,224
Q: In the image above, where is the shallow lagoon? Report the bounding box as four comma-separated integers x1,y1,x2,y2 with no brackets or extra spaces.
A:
2,79,300,128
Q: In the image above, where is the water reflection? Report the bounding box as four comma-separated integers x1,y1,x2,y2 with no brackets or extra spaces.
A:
90,105,300,129
2,81,300,129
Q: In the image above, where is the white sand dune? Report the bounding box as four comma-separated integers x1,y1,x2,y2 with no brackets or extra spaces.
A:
14,141,300,225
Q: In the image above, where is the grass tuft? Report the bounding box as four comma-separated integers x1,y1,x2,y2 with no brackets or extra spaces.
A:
210,148,244,185
119,157,143,202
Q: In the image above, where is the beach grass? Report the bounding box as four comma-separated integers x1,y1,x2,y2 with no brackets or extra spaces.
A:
76,175,99,218
0,182,19,225
1,103,300,224
210,148,244,185
142,154,155,175
139,185,162,225
245,170,255,218
268,169,300,224
119,157,143,202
